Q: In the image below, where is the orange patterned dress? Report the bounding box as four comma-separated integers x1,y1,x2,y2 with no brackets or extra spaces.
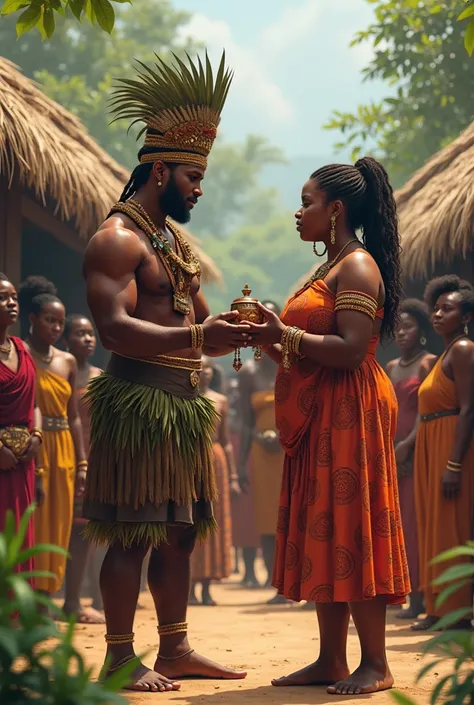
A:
272,279,410,604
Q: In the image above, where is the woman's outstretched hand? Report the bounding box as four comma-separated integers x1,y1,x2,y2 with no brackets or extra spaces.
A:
242,302,285,347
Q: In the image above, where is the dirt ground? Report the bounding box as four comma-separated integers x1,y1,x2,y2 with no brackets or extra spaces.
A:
71,560,445,705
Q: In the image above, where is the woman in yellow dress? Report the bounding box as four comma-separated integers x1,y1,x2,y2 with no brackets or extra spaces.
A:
18,279,87,597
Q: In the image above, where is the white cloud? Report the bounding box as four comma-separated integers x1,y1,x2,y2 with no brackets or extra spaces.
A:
177,13,294,125
260,0,323,57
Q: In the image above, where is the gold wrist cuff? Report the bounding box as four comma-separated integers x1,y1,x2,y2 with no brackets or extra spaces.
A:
190,324,204,350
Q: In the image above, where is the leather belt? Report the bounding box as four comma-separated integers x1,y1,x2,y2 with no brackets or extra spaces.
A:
43,416,69,432
420,408,460,423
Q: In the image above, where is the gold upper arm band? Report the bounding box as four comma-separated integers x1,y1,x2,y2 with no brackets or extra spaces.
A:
334,291,378,321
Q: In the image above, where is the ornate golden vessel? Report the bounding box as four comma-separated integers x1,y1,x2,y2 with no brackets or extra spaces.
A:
231,284,264,371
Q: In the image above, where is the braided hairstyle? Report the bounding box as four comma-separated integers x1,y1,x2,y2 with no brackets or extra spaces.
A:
118,139,176,202
311,157,402,341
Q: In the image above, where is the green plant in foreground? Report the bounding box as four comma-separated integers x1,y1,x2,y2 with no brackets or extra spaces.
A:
390,542,474,705
0,503,134,703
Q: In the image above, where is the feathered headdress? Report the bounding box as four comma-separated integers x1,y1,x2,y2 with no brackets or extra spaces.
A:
109,51,233,170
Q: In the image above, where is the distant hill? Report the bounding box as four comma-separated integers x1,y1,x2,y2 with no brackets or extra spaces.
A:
261,152,351,209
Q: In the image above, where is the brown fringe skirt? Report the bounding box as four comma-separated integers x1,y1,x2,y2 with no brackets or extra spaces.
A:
82,354,219,547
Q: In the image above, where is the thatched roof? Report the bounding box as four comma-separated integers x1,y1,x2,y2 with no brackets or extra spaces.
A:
396,120,474,278
0,58,222,285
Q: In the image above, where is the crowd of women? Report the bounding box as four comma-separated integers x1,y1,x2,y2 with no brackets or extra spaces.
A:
0,155,473,696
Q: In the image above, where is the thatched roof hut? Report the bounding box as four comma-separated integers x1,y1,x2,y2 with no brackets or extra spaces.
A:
397,120,474,280
0,57,221,285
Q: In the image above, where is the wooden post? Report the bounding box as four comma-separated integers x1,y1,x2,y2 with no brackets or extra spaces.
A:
0,176,22,286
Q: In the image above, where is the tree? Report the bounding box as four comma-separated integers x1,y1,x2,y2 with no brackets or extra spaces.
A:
324,0,474,186
0,0,134,38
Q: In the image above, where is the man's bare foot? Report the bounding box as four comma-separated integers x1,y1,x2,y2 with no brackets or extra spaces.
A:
155,650,247,680
103,657,180,692
272,659,350,687
411,615,438,631
327,663,394,695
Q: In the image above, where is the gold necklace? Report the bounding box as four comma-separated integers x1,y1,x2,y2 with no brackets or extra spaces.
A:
30,345,54,364
399,350,426,368
110,199,201,315
0,337,11,354
306,238,360,287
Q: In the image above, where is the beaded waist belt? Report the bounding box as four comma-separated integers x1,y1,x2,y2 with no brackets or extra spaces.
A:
420,408,460,423
43,416,70,432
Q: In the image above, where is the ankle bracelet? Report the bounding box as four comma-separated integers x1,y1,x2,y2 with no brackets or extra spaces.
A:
157,648,194,661
157,621,187,636
105,632,135,644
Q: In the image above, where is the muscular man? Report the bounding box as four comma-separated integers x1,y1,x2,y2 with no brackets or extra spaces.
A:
82,52,249,693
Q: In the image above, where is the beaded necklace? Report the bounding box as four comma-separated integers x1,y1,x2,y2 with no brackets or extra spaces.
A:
110,199,201,315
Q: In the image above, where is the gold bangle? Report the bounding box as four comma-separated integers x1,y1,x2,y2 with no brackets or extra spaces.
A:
31,427,44,444
447,461,462,472
77,460,88,469
190,324,204,350
35,467,45,478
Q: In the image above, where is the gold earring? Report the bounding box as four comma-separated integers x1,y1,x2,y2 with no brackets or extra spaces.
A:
420,336,426,346
313,242,327,257
330,214,336,245
29,325,33,336
464,324,469,336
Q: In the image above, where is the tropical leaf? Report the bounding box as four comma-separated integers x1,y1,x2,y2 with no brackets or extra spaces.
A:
390,691,417,705
15,1,42,36
432,608,472,632
0,0,28,15
435,579,470,608
432,563,474,585
91,0,114,32
431,545,474,563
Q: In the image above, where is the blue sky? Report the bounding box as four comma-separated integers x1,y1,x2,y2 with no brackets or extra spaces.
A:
173,0,388,159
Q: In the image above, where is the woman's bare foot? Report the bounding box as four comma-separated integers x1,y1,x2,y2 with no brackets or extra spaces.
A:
155,650,247,680
272,659,349,687
102,658,181,692
327,663,394,695
62,605,105,624
411,615,437,631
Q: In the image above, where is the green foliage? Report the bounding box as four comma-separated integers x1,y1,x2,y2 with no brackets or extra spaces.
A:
324,0,474,186
459,1,474,55
0,504,133,702
0,0,132,38
390,541,474,705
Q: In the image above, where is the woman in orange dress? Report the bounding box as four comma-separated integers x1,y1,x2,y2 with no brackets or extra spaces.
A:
62,314,104,623
413,275,474,632
387,299,435,620
246,157,409,695
190,357,240,605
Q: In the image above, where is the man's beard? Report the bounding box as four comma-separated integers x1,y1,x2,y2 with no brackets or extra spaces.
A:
159,172,190,224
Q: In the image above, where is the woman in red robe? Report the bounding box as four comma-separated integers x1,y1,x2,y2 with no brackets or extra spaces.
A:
0,273,43,573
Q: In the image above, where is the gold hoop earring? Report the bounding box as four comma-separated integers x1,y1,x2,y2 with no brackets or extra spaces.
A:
313,242,327,257
464,324,469,336
420,336,426,346
330,214,336,245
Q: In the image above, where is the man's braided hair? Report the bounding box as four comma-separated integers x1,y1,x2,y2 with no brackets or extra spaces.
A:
311,156,402,341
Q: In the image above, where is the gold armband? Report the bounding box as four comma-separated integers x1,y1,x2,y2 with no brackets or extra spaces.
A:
77,460,88,470
334,291,378,321
281,326,304,371
190,324,204,350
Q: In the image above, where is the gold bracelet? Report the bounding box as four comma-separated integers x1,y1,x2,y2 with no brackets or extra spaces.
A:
77,460,88,470
447,461,462,473
190,324,204,350
281,326,303,370
31,427,44,444
35,467,45,478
